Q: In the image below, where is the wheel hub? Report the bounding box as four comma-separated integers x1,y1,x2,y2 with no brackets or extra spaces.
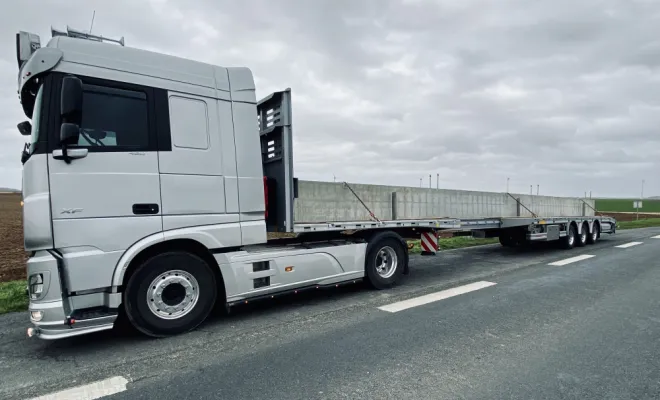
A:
375,246,398,279
147,270,200,320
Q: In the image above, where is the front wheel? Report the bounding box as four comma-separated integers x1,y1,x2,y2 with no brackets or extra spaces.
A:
124,251,218,337
365,232,406,289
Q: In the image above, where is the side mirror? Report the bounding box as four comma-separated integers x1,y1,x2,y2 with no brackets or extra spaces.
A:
17,121,32,136
61,76,83,125
60,123,80,145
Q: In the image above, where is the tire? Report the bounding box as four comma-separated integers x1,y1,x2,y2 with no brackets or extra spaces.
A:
124,251,218,337
576,223,588,247
561,224,577,250
365,232,406,290
587,222,599,244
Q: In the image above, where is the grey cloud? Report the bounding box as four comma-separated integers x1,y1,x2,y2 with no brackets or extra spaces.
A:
0,0,659,198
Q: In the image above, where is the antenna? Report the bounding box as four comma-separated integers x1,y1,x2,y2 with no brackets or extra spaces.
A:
51,25,125,46
89,10,96,34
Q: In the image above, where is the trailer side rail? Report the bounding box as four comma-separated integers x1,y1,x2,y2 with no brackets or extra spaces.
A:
293,218,461,233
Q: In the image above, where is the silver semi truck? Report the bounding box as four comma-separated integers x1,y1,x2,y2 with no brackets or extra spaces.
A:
15,27,615,340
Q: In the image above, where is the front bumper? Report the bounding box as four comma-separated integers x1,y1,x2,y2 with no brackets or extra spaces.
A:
27,300,115,340
26,251,116,340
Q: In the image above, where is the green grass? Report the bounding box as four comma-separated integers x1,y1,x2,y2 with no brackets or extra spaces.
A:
0,280,28,315
409,236,498,254
618,218,660,230
596,198,660,212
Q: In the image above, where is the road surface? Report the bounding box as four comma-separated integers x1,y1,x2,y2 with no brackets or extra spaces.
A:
1,228,659,399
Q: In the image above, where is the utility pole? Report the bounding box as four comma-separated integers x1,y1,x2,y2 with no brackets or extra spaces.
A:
436,173,439,189
530,185,532,195
536,184,539,196
419,178,422,188
506,177,510,193
428,174,431,188
638,179,645,221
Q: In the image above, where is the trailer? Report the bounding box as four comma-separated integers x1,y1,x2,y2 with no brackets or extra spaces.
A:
14,27,614,341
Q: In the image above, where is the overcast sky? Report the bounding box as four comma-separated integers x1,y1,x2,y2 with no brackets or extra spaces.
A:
1,0,659,197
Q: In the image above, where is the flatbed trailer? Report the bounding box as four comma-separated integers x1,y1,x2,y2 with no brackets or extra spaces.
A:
15,27,615,341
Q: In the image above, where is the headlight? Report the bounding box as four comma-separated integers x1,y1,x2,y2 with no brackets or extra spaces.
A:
28,273,44,299
29,274,43,285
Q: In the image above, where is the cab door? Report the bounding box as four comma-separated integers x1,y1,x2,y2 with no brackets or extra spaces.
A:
47,73,166,292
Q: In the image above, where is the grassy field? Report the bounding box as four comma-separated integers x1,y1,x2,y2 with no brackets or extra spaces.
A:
596,198,660,213
0,280,28,314
618,218,660,230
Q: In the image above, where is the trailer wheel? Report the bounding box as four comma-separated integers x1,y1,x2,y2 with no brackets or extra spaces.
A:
576,223,588,247
561,224,577,250
124,251,217,337
587,222,599,244
365,232,406,290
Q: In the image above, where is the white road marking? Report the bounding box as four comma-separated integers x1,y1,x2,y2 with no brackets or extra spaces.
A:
548,254,595,266
377,281,497,313
29,376,128,400
651,235,660,239
615,241,643,248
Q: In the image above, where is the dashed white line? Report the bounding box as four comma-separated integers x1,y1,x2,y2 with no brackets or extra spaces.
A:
651,235,660,239
377,281,497,313
548,254,595,266
29,376,128,400
615,241,643,249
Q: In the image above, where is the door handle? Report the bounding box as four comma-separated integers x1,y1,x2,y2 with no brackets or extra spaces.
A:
132,203,159,215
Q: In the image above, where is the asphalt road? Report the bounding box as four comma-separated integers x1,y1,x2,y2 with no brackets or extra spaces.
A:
1,228,659,399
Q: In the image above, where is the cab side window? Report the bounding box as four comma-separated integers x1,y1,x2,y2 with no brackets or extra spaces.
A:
77,84,149,150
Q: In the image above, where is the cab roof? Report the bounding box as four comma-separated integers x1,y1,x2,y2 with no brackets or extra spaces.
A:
46,35,255,99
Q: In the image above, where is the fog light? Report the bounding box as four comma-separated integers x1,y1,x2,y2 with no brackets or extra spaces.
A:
30,310,44,322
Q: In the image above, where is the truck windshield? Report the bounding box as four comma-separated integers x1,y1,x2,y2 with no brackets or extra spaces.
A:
28,84,44,155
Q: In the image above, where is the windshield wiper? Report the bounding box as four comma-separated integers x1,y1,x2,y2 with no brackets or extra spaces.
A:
80,129,106,147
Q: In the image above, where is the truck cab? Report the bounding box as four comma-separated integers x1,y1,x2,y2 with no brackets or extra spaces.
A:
16,27,304,338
